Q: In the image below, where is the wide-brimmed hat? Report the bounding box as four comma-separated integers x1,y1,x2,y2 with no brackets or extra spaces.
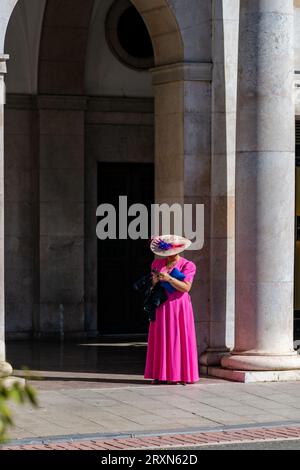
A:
150,235,191,257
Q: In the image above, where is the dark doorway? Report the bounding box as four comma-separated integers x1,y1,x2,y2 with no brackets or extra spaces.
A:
97,162,154,334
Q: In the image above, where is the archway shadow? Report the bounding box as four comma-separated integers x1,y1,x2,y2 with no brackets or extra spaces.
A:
6,338,150,388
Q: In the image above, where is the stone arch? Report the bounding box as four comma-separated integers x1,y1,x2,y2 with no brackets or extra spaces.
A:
4,0,47,94
38,0,95,94
130,0,184,66
0,1,19,53
38,0,183,94
1,0,186,62
2,0,184,95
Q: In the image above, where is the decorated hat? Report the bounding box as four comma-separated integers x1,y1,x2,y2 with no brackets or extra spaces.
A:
150,234,191,257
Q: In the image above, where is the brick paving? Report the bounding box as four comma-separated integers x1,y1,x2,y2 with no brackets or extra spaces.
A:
2,425,300,450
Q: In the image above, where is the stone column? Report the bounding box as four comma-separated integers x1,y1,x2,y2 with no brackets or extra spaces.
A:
0,54,12,377
220,0,300,381
200,0,239,367
151,62,212,355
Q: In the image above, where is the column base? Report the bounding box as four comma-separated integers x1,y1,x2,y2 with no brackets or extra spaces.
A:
0,361,13,378
199,348,231,366
199,352,300,382
200,366,300,383
1,375,26,388
221,353,300,371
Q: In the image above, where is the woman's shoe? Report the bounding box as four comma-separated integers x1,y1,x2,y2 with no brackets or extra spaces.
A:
151,379,160,385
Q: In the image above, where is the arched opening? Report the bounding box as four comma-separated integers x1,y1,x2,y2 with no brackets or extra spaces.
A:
2,0,187,383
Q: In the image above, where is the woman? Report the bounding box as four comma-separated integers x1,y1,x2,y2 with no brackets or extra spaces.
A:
144,235,200,385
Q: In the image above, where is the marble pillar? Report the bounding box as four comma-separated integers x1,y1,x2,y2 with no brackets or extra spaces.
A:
219,0,300,380
0,54,12,377
200,0,239,367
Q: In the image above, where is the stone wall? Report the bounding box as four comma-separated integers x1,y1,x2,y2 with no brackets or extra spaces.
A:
4,95,38,338
38,96,86,338
4,94,154,338
85,0,153,97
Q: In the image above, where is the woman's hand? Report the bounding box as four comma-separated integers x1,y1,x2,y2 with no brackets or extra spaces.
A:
151,271,160,285
158,272,172,282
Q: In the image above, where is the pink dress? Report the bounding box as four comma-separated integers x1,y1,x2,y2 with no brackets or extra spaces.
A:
144,256,200,383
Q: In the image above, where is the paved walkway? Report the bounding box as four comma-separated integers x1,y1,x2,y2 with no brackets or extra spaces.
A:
3,341,300,449
5,379,300,443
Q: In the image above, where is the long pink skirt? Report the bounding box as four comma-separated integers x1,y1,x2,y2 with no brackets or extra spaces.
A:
144,289,200,383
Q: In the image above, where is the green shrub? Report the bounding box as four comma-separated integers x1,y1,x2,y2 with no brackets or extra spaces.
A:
0,379,38,443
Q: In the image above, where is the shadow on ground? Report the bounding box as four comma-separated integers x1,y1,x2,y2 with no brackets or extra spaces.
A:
6,338,151,389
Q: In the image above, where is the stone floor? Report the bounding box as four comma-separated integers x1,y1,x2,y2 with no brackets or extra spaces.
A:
7,338,153,390
7,339,229,390
4,340,300,443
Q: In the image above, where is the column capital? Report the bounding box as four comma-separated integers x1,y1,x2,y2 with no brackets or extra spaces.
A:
151,61,212,85
0,54,9,75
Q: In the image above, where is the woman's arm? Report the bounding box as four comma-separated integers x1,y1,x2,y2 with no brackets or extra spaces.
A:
158,272,192,293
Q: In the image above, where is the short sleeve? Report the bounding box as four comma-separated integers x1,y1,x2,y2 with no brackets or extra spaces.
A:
151,258,160,270
182,260,196,283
